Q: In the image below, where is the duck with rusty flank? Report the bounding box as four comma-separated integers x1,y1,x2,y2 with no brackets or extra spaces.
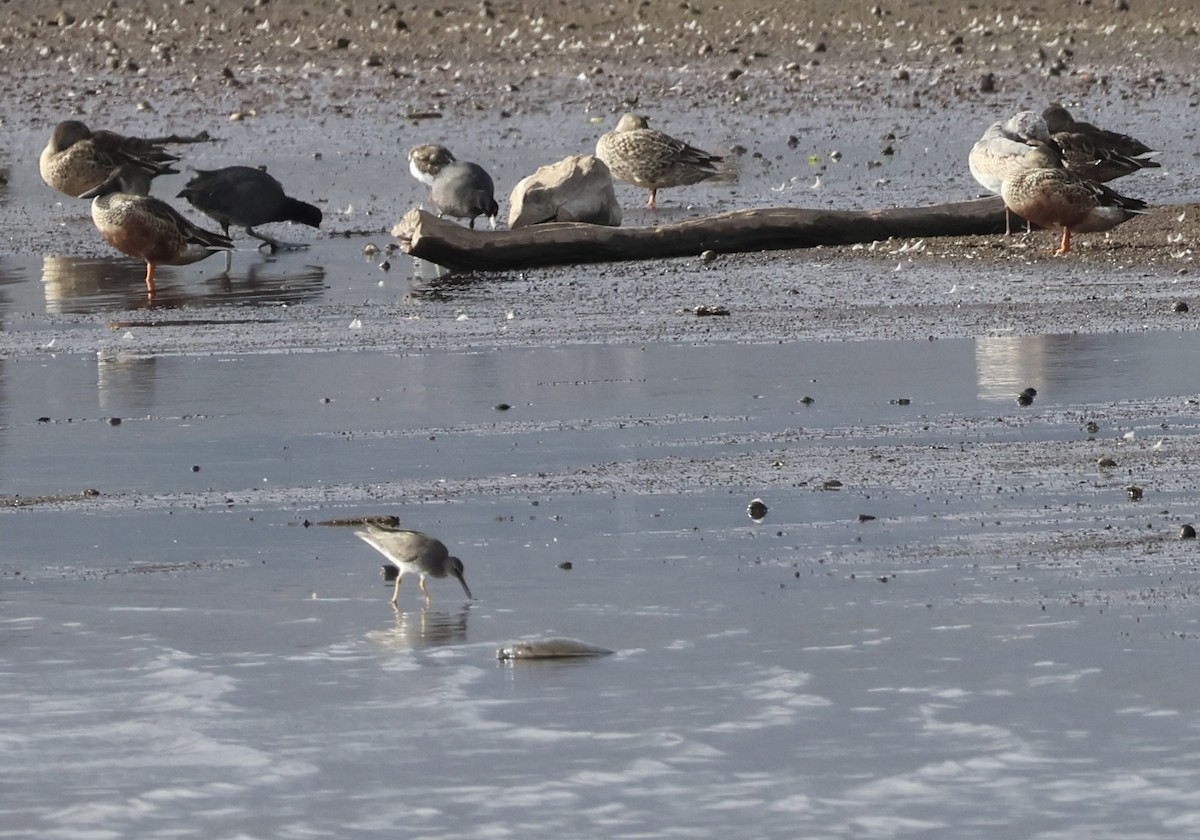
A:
1000,140,1148,255
39,120,180,198
595,113,733,209
81,165,233,294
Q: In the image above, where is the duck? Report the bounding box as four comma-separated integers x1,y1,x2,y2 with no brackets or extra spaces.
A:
80,165,233,294
176,165,322,257
430,160,499,229
595,113,731,209
967,110,1053,234
39,120,179,198
1000,140,1148,255
1041,103,1161,183
408,144,457,186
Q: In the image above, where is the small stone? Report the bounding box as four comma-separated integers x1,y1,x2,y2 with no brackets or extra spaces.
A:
700,249,718,265
857,513,876,522
107,417,122,426
747,498,768,521
979,72,996,93
693,304,730,317
1126,485,1143,501
362,243,380,256
892,397,911,406
1085,420,1100,435
1181,524,1196,540
1172,300,1189,313
799,396,814,405
1097,456,1117,468
495,403,511,411
558,561,573,570
822,479,843,491
192,465,201,472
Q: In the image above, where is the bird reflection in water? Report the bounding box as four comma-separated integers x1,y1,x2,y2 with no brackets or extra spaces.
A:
42,254,327,312
365,604,471,650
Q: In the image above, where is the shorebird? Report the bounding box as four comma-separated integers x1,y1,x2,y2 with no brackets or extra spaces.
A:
1042,103,1161,183
430,160,499,229
176,166,322,261
354,524,474,606
1001,140,1148,255
408,143,457,186
40,120,179,198
80,165,233,294
595,113,731,208
968,110,1053,234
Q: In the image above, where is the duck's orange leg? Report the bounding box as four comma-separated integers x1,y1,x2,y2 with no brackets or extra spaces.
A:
144,261,158,294
1052,228,1072,255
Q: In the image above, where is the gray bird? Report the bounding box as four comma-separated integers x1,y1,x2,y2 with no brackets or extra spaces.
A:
354,524,473,606
176,165,322,256
430,160,499,229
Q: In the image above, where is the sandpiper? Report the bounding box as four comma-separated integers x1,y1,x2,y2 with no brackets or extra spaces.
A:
354,524,474,606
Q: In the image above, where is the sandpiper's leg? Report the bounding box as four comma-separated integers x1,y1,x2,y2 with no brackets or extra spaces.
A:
390,574,403,605
646,189,658,209
144,262,158,295
419,576,432,604
1053,228,1072,255
1003,207,1012,236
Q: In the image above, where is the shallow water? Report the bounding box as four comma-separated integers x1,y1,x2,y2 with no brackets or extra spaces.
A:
3,91,1200,838
4,329,1200,838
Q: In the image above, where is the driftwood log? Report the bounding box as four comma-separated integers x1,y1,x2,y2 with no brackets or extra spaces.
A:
392,196,1010,272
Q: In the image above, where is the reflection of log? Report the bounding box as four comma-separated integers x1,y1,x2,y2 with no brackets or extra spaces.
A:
392,197,1009,272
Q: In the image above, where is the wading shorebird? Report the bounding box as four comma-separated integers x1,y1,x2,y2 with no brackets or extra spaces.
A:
354,524,474,606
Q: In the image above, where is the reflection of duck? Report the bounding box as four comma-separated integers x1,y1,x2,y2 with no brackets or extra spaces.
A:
39,120,179,198
1001,141,1148,255
81,165,233,294
42,254,328,312
596,113,731,208
176,166,322,254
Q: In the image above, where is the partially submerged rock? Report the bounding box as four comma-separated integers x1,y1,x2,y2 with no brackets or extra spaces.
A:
496,637,614,660
508,155,622,228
